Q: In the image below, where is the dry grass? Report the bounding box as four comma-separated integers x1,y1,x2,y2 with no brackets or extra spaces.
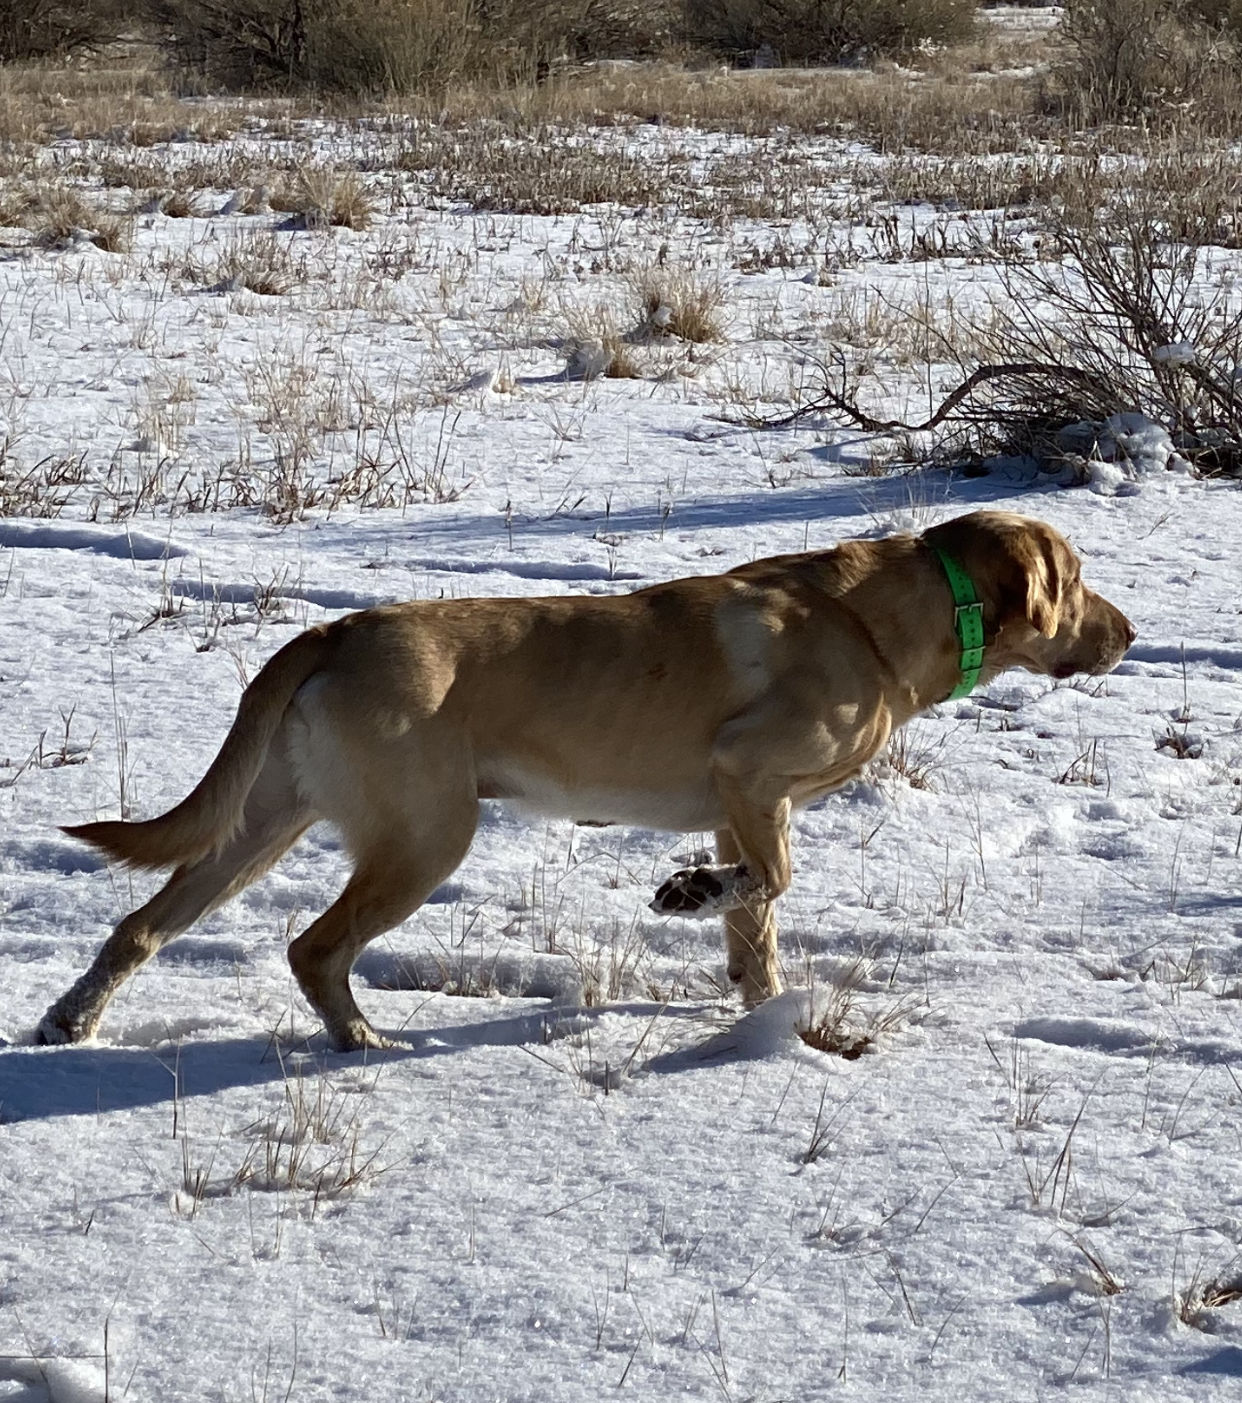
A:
0,449,89,518
175,1063,386,1217
1177,1258,1242,1330
97,150,278,194
399,125,674,217
563,918,653,1007
745,140,1242,474
797,960,911,1060
0,183,133,250
873,723,950,792
561,309,644,380
0,12,1236,165
9,15,1242,537
630,265,728,344
557,277,724,380
393,61,1050,154
0,49,243,146
158,188,205,218
271,167,380,231
181,230,309,296
395,120,866,223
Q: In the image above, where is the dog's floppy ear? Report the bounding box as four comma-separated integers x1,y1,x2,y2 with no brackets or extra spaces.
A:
1017,532,1065,639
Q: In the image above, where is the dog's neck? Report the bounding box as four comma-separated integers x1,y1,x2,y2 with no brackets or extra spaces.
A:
811,537,989,718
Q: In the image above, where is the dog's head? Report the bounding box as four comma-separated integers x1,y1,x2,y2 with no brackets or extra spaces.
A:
923,511,1135,680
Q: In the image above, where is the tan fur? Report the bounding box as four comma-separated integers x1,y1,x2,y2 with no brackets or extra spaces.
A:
40,511,1135,1051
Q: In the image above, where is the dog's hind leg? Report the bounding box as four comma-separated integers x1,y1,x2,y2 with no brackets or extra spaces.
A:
286,797,478,1053
38,752,312,1045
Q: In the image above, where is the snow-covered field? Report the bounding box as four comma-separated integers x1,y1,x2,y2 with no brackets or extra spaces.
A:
2,96,1242,1402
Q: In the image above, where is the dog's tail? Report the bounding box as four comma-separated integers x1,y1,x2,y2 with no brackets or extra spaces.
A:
64,624,335,870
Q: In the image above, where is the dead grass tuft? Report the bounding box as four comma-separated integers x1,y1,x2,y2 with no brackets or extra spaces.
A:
272,167,379,231
23,184,132,251
183,231,307,296
0,446,88,518
630,265,728,344
797,960,910,1059
874,724,949,792
162,189,205,218
562,304,644,380
1177,1258,1242,1330
175,1062,386,1217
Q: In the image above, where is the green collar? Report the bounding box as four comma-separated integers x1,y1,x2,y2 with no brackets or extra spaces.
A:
933,548,985,700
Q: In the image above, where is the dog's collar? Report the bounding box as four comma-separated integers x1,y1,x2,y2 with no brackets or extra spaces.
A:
933,548,985,699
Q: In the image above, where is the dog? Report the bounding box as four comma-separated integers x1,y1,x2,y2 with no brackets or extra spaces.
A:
39,510,1135,1051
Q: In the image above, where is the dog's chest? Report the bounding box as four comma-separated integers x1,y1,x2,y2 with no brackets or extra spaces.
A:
480,761,723,832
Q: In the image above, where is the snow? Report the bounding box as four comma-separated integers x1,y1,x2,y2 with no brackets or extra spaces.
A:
1,110,1242,1402
1053,414,1197,495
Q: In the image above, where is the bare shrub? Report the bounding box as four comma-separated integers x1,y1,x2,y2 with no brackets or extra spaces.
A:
150,0,478,92
684,0,977,65
762,180,1242,480
150,0,674,94
968,194,1242,469
477,0,676,62
0,0,125,59
1053,0,1241,123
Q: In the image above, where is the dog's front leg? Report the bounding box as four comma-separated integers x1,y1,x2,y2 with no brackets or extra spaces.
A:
649,776,790,1007
715,827,784,1007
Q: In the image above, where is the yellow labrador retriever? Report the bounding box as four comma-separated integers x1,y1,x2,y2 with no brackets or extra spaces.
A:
40,510,1134,1051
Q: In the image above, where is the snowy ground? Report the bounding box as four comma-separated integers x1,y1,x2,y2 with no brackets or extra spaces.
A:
2,104,1242,1403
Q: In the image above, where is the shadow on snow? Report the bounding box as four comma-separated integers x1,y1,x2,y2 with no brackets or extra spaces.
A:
0,999,721,1123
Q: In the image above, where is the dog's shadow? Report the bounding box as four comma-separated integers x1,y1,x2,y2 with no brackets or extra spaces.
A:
0,1001,723,1123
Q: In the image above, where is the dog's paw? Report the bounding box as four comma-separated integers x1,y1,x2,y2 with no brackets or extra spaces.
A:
35,1010,87,1045
327,1018,398,1054
650,864,757,918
